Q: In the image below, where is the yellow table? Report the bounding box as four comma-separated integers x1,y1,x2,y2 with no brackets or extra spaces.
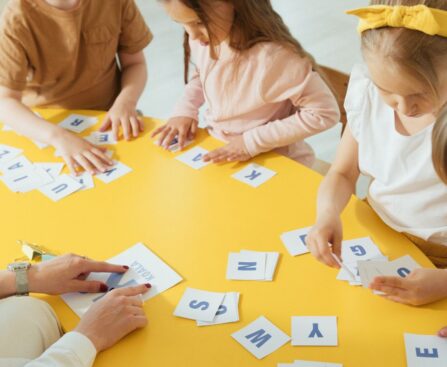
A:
1,109,445,367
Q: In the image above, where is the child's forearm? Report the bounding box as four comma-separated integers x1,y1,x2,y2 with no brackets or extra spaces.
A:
115,62,147,107
0,97,61,145
316,170,357,220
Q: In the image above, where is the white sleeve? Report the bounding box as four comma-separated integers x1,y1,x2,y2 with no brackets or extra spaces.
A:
345,64,373,141
24,332,97,367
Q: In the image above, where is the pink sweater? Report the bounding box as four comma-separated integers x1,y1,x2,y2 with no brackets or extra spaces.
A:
172,40,340,167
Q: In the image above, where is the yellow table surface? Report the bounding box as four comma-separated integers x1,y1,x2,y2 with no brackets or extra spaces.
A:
1,109,446,367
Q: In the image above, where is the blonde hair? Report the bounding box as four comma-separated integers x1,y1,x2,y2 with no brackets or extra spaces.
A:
433,106,447,183
361,0,447,103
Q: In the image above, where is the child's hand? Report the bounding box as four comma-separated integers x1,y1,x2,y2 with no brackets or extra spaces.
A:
100,99,144,141
53,129,114,176
203,135,251,163
306,214,343,268
151,117,198,150
370,268,447,306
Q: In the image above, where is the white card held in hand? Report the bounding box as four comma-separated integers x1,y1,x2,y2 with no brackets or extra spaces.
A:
280,227,311,256
59,114,98,133
174,288,225,322
1,166,54,193
95,161,131,184
39,174,83,201
62,243,183,317
404,333,447,367
0,144,23,164
0,155,33,174
197,292,240,326
226,252,267,280
176,147,211,170
232,316,290,359
232,164,277,188
291,316,338,346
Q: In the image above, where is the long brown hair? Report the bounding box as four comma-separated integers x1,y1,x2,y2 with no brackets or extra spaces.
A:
173,0,322,84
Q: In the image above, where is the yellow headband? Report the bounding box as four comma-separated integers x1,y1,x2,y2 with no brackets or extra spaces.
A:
346,5,447,37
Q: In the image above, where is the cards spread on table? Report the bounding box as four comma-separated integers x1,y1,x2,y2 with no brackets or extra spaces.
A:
1,166,54,193
34,163,65,179
280,227,311,256
39,174,83,201
291,316,338,346
232,316,290,359
196,292,240,326
176,146,211,170
404,333,447,367
174,288,225,322
62,243,183,317
232,163,277,188
72,172,95,191
59,114,98,133
95,161,132,184
0,144,23,164
0,155,33,175
85,131,117,145
227,250,279,281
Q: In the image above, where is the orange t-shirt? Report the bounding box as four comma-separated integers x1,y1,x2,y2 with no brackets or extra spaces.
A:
0,0,152,110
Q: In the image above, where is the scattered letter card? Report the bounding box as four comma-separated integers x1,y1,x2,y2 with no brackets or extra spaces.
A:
176,146,211,170
95,161,132,184
232,316,290,359
232,164,276,188
197,292,240,326
0,144,23,164
62,243,183,317
59,114,98,133
405,333,447,367
280,227,311,256
39,174,82,201
174,288,225,322
226,252,266,280
292,316,338,346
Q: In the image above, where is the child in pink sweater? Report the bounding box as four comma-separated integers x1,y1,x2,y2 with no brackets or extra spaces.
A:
152,0,340,167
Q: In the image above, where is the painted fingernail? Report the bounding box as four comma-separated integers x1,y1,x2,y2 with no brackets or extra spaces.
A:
144,283,152,288
123,265,129,270
100,284,108,292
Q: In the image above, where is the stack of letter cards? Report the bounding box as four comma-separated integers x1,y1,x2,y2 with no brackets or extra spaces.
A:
174,287,240,326
62,243,182,317
226,250,280,281
1,114,133,201
175,146,277,188
280,227,421,293
405,333,447,367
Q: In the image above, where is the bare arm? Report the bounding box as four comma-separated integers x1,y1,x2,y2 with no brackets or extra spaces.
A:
307,126,360,267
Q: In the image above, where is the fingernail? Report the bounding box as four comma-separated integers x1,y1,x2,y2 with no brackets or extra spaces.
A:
144,283,152,288
123,265,129,270
100,284,108,292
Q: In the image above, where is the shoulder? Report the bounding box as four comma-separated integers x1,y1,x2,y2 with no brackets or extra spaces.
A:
0,0,30,36
344,64,378,114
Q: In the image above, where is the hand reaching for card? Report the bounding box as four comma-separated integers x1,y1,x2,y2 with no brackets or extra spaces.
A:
75,285,150,352
306,214,343,269
369,268,447,306
27,254,130,295
203,135,251,163
151,116,198,150
100,98,144,141
52,129,114,175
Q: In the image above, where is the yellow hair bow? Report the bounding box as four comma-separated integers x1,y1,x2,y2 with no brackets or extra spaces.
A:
346,5,447,37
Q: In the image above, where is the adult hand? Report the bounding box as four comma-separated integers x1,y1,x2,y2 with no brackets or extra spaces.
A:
75,284,150,352
28,254,129,295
